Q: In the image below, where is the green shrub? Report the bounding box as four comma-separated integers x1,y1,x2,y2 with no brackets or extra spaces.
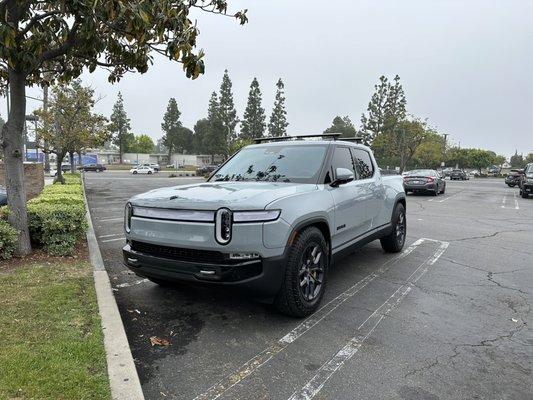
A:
0,206,9,221
28,193,84,207
58,173,82,185
0,220,19,260
42,184,83,196
28,202,87,256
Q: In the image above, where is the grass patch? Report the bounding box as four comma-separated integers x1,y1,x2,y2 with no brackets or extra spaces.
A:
0,257,111,399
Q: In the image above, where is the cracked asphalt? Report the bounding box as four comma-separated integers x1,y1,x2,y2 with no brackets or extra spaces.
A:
84,172,533,400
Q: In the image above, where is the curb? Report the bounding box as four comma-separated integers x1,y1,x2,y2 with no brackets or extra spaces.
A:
82,174,145,400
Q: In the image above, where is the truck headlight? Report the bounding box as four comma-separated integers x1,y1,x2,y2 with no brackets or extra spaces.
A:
124,202,132,233
233,210,281,223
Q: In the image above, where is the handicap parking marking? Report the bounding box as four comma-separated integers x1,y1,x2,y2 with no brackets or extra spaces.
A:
193,238,435,400
288,239,449,400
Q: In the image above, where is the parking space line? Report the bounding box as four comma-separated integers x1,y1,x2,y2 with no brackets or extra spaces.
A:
115,279,149,289
97,217,123,222
193,238,429,400
287,240,449,400
514,192,519,210
289,242,450,400
99,233,123,238
101,237,125,243
436,190,463,203
501,194,507,208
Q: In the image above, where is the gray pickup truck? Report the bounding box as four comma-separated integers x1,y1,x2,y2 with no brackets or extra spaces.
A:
123,135,406,317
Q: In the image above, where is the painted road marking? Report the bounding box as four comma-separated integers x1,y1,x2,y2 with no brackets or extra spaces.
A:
436,190,463,203
99,233,123,238
101,237,125,243
514,191,519,210
501,194,507,208
115,279,149,289
288,240,449,400
97,217,123,222
193,238,431,400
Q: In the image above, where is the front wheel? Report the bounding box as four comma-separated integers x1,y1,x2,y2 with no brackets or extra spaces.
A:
522,189,529,199
147,171,152,175
132,171,137,174
275,227,328,318
380,203,406,253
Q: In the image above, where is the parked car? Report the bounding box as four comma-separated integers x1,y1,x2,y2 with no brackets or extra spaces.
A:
519,163,533,198
130,166,154,175
196,164,219,176
450,169,468,180
0,186,7,206
442,167,454,178
79,163,107,172
403,169,446,195
505,169,524,187
141,163,160,172
123,135,407,317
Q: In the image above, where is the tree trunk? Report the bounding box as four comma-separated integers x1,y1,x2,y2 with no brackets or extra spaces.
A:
69,151,76,173
2,69,32,256
55,151,66,184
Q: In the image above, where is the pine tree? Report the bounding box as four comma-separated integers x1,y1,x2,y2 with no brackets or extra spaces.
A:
324,116,357,137
360,76,388,144
161,98,182,159
241,78,266,139
218,69,239,140
205,92,228,156
268,79,289,137
110,92,133,163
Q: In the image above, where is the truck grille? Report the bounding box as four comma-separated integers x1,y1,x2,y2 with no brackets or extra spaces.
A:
131,241,226,264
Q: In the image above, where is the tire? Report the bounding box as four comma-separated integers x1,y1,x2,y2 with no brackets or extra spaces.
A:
275,227,329,318
380,203,406,253
522,189,529,199
148,171,152,175
133,171,137,174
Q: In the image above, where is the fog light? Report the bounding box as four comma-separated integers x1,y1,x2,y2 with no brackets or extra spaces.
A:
229,253,260,260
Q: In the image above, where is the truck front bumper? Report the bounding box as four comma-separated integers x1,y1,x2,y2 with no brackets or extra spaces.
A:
123,243,288,301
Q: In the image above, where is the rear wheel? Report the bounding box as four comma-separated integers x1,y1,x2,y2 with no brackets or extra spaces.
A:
275,227,328,317
380,203,406,253
132,171,137,174
522,189,529,199
148,171,152,175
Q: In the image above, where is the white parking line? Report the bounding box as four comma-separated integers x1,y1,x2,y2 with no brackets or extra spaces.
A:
193,238,430,400
101,237,125,243
97,217,123,222
514,191,519,210
288,240,449,400
436,190,462,203
115,279,149,289
501,194,507,208
99,233,123,238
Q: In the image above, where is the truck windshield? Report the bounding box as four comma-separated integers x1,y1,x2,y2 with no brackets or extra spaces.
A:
210,144,328,183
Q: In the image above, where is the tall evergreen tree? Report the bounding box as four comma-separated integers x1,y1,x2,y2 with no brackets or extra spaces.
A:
205,92,227,156
218,69,239,140
360,76,388,144
324,116,357,137
193,118,210,154
241,78,266,139
268,79,289,137
161,98,182,159
110,92,133,163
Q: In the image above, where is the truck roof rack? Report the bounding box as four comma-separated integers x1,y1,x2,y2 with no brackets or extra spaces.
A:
252,133,364,144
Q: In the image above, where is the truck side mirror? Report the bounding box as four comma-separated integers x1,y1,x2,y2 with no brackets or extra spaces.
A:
331,168,355,187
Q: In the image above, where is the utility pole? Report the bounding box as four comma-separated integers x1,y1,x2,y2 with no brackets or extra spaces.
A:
43,84,50,172
442,133,449,168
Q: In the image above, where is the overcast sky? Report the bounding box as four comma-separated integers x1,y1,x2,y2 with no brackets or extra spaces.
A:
1,0,532,157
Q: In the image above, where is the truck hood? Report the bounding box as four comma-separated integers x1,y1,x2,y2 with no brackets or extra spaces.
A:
129,181,318,210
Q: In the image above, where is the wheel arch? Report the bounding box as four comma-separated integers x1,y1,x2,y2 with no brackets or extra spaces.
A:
287,217,332,260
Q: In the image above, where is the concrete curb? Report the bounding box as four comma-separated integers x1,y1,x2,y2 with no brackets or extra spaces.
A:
82,174,145,400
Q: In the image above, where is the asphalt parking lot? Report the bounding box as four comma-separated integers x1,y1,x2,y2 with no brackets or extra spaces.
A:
84,172,533,400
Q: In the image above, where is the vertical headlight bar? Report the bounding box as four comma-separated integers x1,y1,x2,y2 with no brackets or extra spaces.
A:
215,208,232,245
124,202,132,233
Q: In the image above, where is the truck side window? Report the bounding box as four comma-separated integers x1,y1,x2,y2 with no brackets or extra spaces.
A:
352,149,374,179
331,146,355,179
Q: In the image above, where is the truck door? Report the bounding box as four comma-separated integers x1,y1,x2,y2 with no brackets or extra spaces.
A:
351,148,383,229
328,146,370,250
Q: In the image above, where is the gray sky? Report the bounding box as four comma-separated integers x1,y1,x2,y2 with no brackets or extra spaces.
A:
2,0,532,157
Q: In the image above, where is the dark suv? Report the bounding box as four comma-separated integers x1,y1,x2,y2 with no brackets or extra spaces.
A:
505,169,524,187
519,163,533,198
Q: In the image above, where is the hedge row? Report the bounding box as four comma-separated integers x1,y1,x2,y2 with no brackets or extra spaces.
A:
0,220,18,259
28,173,87,256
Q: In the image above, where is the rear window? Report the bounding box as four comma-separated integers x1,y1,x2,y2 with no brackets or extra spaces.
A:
405,169,436,177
